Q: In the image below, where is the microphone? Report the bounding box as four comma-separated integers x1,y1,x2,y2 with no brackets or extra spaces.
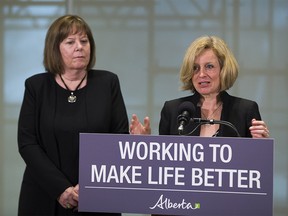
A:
191,118,241,137
177,101,241,137
177,101,195,133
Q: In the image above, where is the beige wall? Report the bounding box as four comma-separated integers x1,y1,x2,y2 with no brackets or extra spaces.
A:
1,0,287,215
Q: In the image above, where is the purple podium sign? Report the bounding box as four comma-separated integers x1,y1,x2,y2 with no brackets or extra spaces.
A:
78,133,274,216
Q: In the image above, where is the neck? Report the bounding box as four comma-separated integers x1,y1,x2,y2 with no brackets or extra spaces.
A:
61,70,87,81
58,71,87,92
200,94,221,109
200,93,222,121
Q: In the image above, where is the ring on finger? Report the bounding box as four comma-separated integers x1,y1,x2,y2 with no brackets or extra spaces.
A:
66,203,71,209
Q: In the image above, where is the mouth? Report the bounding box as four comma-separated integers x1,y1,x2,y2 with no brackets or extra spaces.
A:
199,81,210,86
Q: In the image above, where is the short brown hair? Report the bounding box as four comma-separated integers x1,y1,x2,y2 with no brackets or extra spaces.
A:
180,35,239,92
43,15,96,74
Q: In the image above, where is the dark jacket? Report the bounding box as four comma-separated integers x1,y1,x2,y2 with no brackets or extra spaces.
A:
159,91,261,137
17,70,128,215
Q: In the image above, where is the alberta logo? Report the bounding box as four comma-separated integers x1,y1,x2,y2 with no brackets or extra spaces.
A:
149,194,200,210
195,203,201,209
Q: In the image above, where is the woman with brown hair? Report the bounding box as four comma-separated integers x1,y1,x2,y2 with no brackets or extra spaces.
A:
17,15,128,215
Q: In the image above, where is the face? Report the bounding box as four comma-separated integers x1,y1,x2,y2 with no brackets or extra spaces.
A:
192,49,221,96
59,31,90,72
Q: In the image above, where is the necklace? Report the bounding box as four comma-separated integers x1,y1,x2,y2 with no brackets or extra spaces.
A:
59,73,87,103
201,102,222,120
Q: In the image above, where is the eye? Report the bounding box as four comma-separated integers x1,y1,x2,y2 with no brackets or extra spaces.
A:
82,39,88,43
193,65,199,72
66,40,75,45
206,63,214,69
80,38,89,44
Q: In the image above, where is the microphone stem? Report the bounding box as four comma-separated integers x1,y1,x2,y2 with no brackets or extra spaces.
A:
181,118,241,137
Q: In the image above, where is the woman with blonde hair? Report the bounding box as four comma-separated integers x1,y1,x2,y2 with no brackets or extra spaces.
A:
130,35,269,138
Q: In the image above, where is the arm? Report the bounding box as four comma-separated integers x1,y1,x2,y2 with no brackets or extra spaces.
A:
244,100,269,138
110,74,129,133
159,101,173,135
18,78,73,201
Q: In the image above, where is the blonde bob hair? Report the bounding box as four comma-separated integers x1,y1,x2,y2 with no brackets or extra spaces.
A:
180,35,239,92
43,15,96,74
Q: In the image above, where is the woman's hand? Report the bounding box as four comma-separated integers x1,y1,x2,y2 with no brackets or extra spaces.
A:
58,185,79,209
129,114,151,135
249,118,270,138
73,184,79,201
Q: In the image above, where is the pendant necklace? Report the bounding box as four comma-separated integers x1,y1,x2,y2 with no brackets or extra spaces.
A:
59,73,87,103
201,102,223,121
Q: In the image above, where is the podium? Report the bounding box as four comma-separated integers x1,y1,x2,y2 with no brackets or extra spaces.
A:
78,133,274,216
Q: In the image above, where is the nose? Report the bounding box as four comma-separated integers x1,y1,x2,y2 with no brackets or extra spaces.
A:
75,41,83,51
198,66,207,77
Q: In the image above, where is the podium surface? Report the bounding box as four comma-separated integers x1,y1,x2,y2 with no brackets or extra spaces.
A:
79,133,274,216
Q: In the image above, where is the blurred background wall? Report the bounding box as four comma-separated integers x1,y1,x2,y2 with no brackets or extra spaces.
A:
0,0,287,215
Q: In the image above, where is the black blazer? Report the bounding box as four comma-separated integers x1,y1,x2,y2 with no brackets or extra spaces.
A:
159,91,261,137
17,70,127,215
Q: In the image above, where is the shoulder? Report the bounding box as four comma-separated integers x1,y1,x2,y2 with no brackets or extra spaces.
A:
87,69,122,92
163,93,199,108
26,72,50,82
88,69,119,81
161,95,197,114
165,95,193,105
25,72,53,89
222,91,259,109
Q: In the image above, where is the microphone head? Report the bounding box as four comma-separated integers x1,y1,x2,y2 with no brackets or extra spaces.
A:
177,101,196,126
177,101,196,117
